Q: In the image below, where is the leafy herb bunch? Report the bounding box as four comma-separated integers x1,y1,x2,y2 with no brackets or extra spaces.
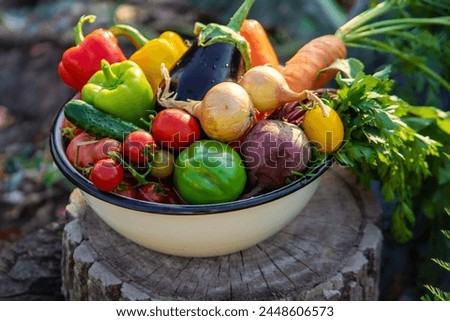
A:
330,59,448,243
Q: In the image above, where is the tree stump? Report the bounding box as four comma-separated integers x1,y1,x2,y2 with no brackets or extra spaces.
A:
62,165,383,300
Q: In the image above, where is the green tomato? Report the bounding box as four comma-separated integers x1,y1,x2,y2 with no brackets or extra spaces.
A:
174,140,247,204
150,149,175,179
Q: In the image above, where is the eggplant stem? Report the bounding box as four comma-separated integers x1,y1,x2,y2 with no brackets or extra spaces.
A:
157,63,180,106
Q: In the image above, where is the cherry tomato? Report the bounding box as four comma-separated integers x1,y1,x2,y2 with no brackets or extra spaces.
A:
165,188,183,204
150,149,175,179
89,158,124,192
92,138,122,163
137,182,168,203
137,182,179,204
151,109,201,150
123,131,156,165
61,117,83,140
65,132,97,168
303,106,344,153
114,178,137,199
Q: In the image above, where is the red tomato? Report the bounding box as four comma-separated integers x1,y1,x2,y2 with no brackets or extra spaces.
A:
61,117,83,140
92,138,122,163
165,188,182,204
65,132,97,168
137,182,179,204
123,131,156,165
114,179,137,199
151,109,201,150
89,158,124,192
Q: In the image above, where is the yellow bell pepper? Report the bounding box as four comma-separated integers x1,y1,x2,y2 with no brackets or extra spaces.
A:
159,31,188,56
110,25,188,94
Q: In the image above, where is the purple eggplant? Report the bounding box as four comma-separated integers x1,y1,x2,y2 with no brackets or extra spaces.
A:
166,0,254,101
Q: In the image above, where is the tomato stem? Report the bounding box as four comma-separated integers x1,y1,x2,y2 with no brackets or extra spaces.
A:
153,182,169,196
140,112,156,132
303,90,330,117
74,140,97,175
109,152,151,186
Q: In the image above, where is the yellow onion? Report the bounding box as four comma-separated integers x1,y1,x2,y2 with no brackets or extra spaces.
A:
193,82,255,142
158,66,256,142
238,65,306,112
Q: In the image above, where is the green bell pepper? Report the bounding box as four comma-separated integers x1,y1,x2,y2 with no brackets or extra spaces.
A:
174,140,247,204
81,59,155,127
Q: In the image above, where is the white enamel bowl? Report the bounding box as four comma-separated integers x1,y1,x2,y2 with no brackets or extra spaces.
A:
50,105,331,257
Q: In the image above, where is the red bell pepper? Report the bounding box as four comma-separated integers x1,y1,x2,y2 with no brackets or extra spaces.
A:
58,15,126,91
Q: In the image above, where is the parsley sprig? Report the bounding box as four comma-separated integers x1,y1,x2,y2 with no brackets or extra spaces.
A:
330,59,441,243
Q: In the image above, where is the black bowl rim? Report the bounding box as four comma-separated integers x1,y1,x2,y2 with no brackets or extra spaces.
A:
49,103,333,215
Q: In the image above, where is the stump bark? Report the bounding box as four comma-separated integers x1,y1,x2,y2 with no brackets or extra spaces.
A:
62,165,383,300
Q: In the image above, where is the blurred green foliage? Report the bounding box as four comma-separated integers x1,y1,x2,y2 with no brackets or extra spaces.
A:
421,210,450,301
3,146,71,191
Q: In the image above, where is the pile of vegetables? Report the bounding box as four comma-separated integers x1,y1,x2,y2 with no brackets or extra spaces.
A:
56,0,449,243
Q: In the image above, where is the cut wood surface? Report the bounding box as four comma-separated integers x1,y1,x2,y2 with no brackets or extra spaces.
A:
62,164,383,300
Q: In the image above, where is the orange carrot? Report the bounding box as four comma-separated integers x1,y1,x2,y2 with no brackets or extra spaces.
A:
240,19,282,72
282,34,346,93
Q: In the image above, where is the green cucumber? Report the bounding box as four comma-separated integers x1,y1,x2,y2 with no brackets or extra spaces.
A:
64,99,143,141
